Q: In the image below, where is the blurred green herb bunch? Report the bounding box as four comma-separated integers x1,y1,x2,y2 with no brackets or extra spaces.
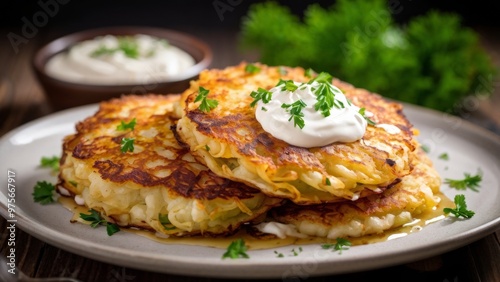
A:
239,0,497,112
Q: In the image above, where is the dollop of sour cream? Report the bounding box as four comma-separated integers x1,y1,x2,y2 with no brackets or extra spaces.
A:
45,34,196,85
255,80,368,148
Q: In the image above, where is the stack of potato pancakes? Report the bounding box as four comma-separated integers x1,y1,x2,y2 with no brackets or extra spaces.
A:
57,63,441,239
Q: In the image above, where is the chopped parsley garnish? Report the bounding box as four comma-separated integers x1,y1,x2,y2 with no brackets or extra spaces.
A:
69,180,78,187
195,86,218,112
261,106,268,111
438,153,449,160
308,72,344,117
117,118,137,131
91,36,140,59
358,108,376,125
80,209,121,236
276,79,299,92
281,99,307,129
421,145,430,153
250,87,273,107
32,181,56,205
445,171,482,192
158,213,176,230
274,250,284,258
120,138,135,153
444,194,475,219
40,156,60,173
245,63,261,74
222,239,249,259
325,178,331,186
321,238,352,254
205,145,210,151
304,68,315,78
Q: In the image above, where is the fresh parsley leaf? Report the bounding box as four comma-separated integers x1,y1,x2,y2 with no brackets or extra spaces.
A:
444,194,475,219
40,156,60,173
250,87,273,107
281,99,307,129
80,209,106,228
445,171,482,192
158,213,176,230
80,209,121,236
32,181,56,205
106,223,121,236
358,108,376,125
438,153,449,160
117,118,137,131
322,238,352,254
245,63,261,74
222,239,249,259
120,138,135,153
309,72,344,117
195,86,218,112
308,72,332,84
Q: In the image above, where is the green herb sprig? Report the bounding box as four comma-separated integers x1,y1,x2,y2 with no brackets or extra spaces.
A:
245,63,261,74
40,156,60,174
321,238,352,254
222,239,249,259
195,86,218,112
444,194,475,219
80,209,121,236
250,87,273,107
32,181,56,205
120,137,135,153
281,99,307,129
445,171,482,192
117,118,137,131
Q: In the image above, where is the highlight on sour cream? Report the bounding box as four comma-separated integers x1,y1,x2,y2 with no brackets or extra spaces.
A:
45,34,196,85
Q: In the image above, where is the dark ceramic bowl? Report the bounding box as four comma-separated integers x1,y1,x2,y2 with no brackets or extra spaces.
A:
33,26,212,110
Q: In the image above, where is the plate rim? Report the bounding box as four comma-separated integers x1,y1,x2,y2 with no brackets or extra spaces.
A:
1,102,500,278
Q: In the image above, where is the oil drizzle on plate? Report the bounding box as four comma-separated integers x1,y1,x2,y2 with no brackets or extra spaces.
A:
59,192,454,250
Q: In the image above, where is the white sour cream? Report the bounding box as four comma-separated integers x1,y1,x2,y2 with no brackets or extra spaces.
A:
255,81,367,148
45,34,196,85
254,222,307,239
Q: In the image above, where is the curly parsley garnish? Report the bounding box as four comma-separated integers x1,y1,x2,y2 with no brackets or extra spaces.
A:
40,156,60,173
250,87,273,107
80,209,121,236
195,86,218,112
444,194,475,219
222,239,249,259
281,99,307,129
321,238,352,254
120,137,135,153
245,63,261,74
117,118,137,131
32,181,56,205
445,171,482,192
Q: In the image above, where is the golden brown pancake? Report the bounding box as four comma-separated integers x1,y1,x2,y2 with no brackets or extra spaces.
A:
176,63,417,204
57,94,282,236
269,149,441,238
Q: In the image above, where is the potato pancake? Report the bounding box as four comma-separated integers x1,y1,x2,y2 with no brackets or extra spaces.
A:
176,63,417,204
269,149,441,238
57,94,282,236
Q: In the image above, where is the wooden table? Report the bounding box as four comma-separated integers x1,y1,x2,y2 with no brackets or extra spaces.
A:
1,26,499,282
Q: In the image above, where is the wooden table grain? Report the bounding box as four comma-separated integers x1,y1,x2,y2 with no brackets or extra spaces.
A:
1,26,499,282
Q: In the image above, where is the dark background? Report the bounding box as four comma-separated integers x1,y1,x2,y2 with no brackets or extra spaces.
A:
1,0,499,37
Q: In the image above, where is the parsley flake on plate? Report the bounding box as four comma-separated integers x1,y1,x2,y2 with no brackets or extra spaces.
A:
80,209,121,236
445,171,482,192
222,238,249,259
40,155,60,173
321,238,352,254
32,181,56,205
444,194,475,219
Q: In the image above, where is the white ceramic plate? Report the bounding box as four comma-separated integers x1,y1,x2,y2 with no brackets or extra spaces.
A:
1,103,499,279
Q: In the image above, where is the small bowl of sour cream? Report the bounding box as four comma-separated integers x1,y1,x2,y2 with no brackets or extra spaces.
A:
33,26,212,110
